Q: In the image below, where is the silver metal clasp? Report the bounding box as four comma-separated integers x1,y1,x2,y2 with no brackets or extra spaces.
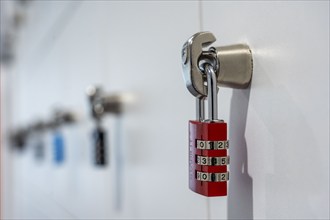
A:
182,32,216,99
86,85,123,120
181,31,253,99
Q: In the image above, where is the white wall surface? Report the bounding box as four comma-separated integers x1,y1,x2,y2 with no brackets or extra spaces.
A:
2,1,329,220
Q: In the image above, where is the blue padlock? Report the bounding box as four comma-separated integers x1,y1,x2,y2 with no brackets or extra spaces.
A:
53,131,65,164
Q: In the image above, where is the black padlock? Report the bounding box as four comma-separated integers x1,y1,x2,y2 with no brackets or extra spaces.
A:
93,126,107,166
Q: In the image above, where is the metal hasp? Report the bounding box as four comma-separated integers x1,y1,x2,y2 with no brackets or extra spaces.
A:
9,110,76,151
182,31,253,98
86,85,123,120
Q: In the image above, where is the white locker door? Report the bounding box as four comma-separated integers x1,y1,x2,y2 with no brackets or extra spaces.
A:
202,1,329,219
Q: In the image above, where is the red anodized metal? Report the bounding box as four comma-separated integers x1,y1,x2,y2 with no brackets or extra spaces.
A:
189,120,228,197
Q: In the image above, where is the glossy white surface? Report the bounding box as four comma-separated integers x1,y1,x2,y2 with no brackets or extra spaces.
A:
202,1,329,219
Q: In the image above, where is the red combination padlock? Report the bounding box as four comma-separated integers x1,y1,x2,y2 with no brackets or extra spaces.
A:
188,64,229,197
189,121,229,196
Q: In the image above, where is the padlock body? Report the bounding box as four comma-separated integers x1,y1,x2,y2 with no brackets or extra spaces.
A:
53,131,65,164
189,120,228,197
93,127,107,166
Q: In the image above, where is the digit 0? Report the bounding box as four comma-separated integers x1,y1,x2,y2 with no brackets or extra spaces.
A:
198,141,205,149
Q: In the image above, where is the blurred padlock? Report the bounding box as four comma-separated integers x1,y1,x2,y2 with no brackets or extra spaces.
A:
53,131,65,164
93,126,107,166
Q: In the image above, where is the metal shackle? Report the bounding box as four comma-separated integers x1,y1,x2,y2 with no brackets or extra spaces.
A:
196,64,219,122
205,64,218,121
